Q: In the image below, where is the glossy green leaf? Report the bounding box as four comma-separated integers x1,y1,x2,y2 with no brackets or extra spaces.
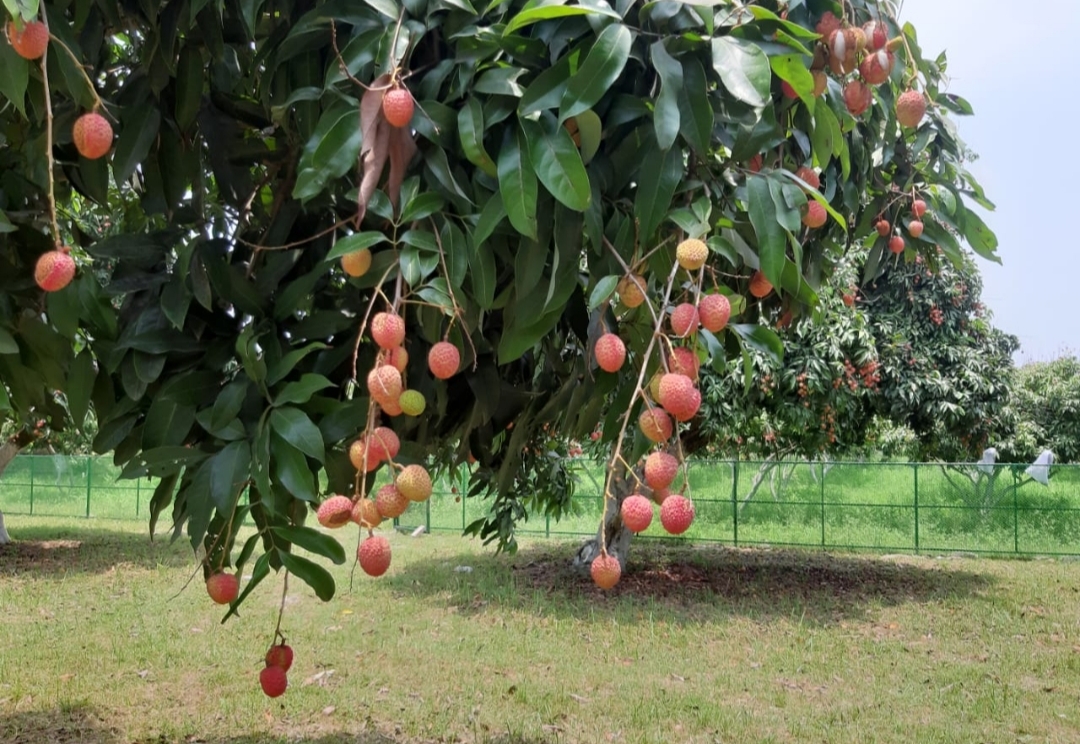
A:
588,275,619,310
325,232,387,262
559,23,632,123
634,143,682,240
746,174,786,289
270,406,325,462
505,4,620,34
710,37,771,109
458,98,498,177
497,124,539,239
210,440,251,513
210,379,248,433
519,50,574,116
175,45,204,132
278,551,336,601
113,105,162,185
961,207,1000,264
274,373,335,407
650,41,682,151
266,342,330,386
678,58,713,155
293,100,363,202
732,323,784,366
0,40,28,115
66,349,96,428
272,433,316,502
770,55,815,108
521,117,591,212
144,398,196,449
272,525,346,565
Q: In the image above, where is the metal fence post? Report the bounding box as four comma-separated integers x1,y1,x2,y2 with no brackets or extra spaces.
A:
820,461,826,548
85,457,92,518
913,463,920,554
1013,469,1020,554
136,478,141,518
29,456,35,515
731,460,739,547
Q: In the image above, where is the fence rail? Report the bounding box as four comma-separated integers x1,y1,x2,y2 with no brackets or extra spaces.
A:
2,455,1078,557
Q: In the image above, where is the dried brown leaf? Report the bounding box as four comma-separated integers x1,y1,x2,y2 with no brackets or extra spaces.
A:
387,126,418,215
357,121,390,224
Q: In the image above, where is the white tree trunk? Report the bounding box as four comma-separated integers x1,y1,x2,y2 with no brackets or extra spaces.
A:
0,441,22,546
573,462,639,576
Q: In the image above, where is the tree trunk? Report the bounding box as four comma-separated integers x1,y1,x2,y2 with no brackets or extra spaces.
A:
0,440,22,546
572,460,641,576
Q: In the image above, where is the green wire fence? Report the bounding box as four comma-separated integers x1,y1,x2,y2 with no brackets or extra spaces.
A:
2,455,1078,557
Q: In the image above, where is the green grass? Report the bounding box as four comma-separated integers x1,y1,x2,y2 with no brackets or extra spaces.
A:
4,516,1080,743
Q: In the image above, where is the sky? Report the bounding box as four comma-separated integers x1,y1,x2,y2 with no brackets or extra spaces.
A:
897,0,1080,363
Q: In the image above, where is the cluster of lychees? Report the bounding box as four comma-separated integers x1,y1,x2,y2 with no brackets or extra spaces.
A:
877,197,931,256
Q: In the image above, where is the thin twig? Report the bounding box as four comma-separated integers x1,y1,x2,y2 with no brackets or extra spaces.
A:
39,7,61,250
430,217,478,369
46,33,108,115
272,570,290,639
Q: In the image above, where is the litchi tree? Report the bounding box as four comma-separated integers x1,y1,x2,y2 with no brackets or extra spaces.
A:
0,0,1000,694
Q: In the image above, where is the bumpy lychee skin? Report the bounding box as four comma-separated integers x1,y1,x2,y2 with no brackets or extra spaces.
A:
367,365,403,407
205,572,239,605
341,248,372,278
698,294,731,333
358,534,392,577
843,79,873,117
590,553,621,590
351,498,382,528
317,494,354,528
908,220,924,238
399,389,426,416
888,235,905,255
34,248,76,292
669,303,699,338
260,665,288,698
896,90,926,128
428,341,460,380
676,238,708,271
859,49,894,86
6,20,48,60
876,219,891,237
620,494,654,533
827,28,862,75
396,464,433,502
371,312,405,349
381,397,403,416
863,20,889,51
348,439,378,473
747,153,763,173
639,408,673,443
660,495,695,535
644,452,678,490
802,201,827,229
815,11,841,37
385,345,408,373
368,426,400,461
651,487,671,505
375,483,410,519
795,166,820,191
658,374,695,415
668,346,699,380
265,644,294,672
911,199,928,218
594,333,626,373
72,113,113,160
617,274,646,308
749,270,773,299
382,87,415,128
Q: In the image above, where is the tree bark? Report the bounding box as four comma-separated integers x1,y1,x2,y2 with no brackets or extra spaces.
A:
572,460,642,576
0,440,22,545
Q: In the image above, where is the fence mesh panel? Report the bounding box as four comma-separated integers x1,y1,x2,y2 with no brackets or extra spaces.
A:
2,455,1079,556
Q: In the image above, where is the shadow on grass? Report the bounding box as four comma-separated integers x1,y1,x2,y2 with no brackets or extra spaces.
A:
0,705,550,744
0,523,191,578
389,539,994,625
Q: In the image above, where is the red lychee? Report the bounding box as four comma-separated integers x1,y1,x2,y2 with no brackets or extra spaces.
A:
382,87,414,128
34,248,76,292
660,495,695,535
669,303,699,337
859,49,894,86
912,199,927,218
620,494,654,533
617,274,646,308
349,438,380,473
896,90,926,128
594,333,626,373
72,113,113,160
802,201,827,229
265,644,294,672
749,270,773,299
888,235,905,254
658,373,700,421
396,464,432,502
428,341,460,380
908,220,924,238
698,294,731,333
639,408,673,443
843,79,872,117
815,12,841,38
863,20,888,50
367,365,403,407
260,665,288,698
368,426,400,461
780,80,798,100
668,346,700,380
876,219,891,237
795,166,820,191
375,483,410,519
6,20,48,60
590,553,621,589
371,312,405,349
385,345,409,373
358,534,392,577
205,572,239,605
747,154,764,173
351,498,382,528
644,452,678,490
316,494,354,529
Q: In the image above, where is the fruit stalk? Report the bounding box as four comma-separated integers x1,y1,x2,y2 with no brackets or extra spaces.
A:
38,6,61,250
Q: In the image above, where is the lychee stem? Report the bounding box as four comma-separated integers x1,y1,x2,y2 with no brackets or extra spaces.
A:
430,217,477,370
46,33,109,116
272,570,290,640
38,6,61,252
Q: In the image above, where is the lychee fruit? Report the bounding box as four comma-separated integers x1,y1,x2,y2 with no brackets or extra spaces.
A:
617,274,646,308
428,341,460,380
669,303,699,337
385,345,408,373
896,90,926,128
843,79,872,117
668,346,699,379
341,249,372,278
911,199,927,218
594,333,626,373
367,365,403,407
6,20,48,60
859,49,894,86
34,247,76,292
908,220,924,238
698,294,731,333
827,28,862,75
371,312,405,349
620,494,654,533
375,484,409,520
590,553,621,590
639,407,673,443
815,12,841,37
889,235,905,254
265,644,294,672
348,439,379,473
396,464,432,502
351,498,382,528
863,20,888,50
780,80,798,100
399,389,426,416
747,153,764,173
205,572,239,604
749,270,773,299
660,495,695,535
876,219,891,237
316,494,354,528
802,201,827,229
358,534,392,577
795,166,819,191
658,373,700,421
259,665,288,698
652,487,671,505
676,238,709,271
648,371,664,402
382,87,414,128
842,293,855,307
368,426,400,461
644,451,678,490
381,397,403,416
72,113,113,160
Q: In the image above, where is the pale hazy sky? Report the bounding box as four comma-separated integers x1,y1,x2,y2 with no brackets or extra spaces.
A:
898,0,1079,363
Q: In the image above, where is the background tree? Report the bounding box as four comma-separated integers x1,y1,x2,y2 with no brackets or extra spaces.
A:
1000,355,1080,464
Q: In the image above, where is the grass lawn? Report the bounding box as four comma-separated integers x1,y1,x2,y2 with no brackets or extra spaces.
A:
3,518,1080,743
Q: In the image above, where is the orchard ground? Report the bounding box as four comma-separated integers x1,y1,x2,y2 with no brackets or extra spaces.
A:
3,517,1080,743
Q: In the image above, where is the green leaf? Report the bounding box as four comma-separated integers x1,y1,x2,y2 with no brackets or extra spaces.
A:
0,327,15,355
559,23,632,123
588,275,619,310
0,39,28,115
458,98,498,177
278,551,336,602
175,45,204,132
271,433,316,502
961,208,1000,264
474,66,527,97
746,174,786,289
441,220,470,290
274,374,335,407
505,4,620,34
650,41,682,151
521,117,591,212
210,440,251,513
497,124,539,239
770,54,815,108
468,229,498,309
210,379,248,433
574,108,602,165
66,349,96,428
325,232,387,262
272,525,346,565
811,102,840,168
222,552,271,620
732,323,784,366
293,100,363,202
270,406,325,462
519,50,574,116
266,342,330,386
113,105,162,185
678,58,713,155
710,37,771,109
143,398,196,449
634,143,682,241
